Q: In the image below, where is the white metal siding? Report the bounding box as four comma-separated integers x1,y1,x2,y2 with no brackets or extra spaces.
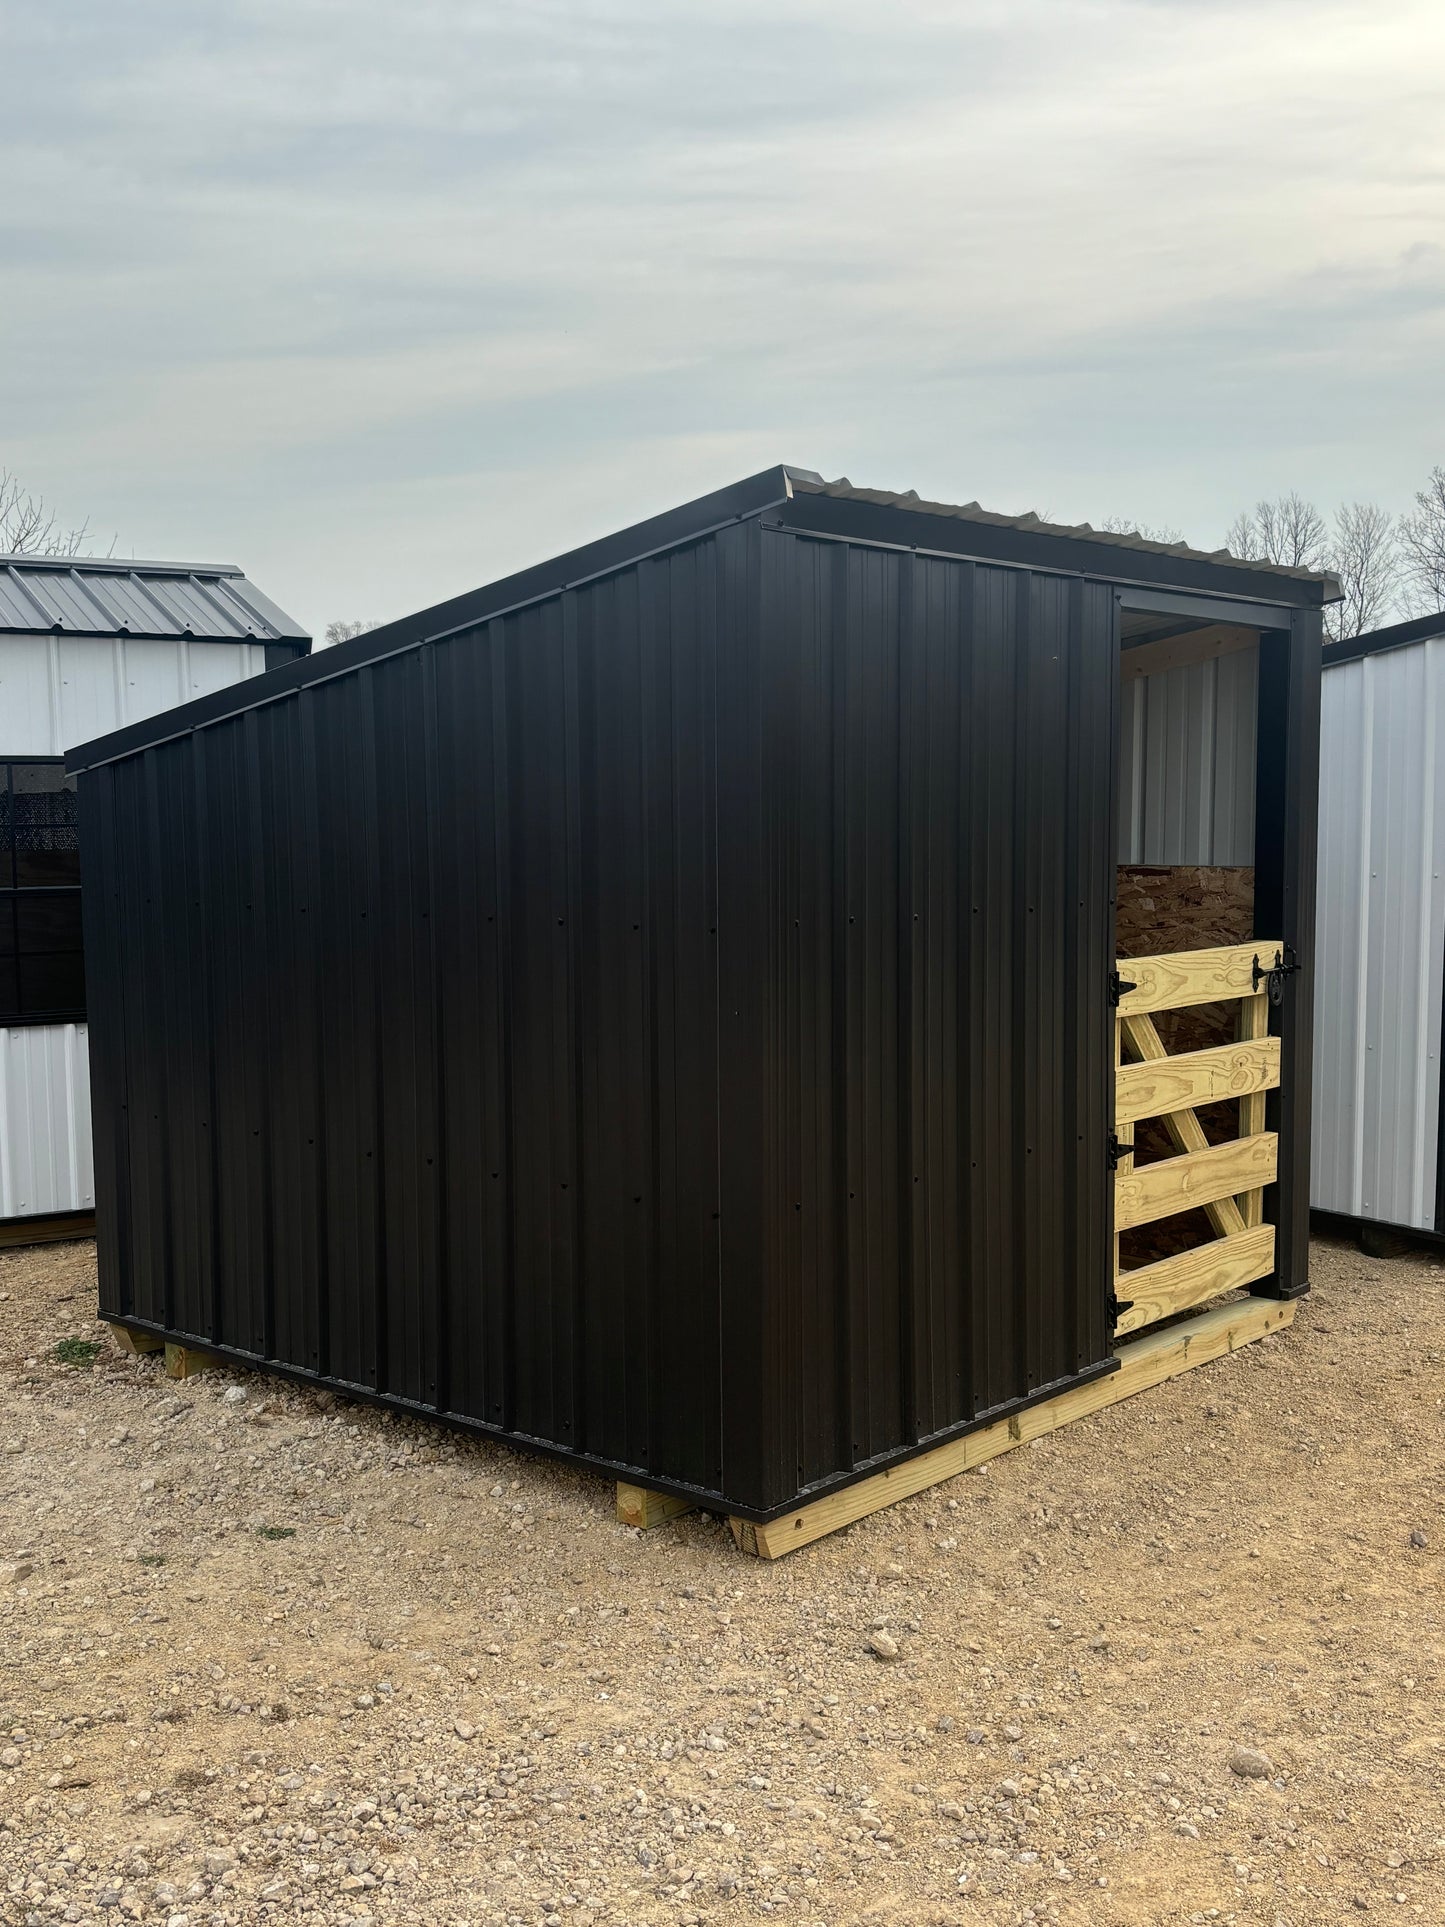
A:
1118,646,1258,863
0,1025,93,1218
0,631,271,756
1312,640,1445,1229
0,630,269,1220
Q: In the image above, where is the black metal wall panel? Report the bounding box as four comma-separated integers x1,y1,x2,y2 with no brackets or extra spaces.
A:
84,524,768,1506
752,531,1117,1510
81,509,1132,1518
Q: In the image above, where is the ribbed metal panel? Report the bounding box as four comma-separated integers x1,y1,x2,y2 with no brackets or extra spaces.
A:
0,632,275,758
756,533,1115,1506
1312,637,1445,1229
1119,647,1257,863
83,527,761,1503
0,557,309,643
78,520,1119,1517
0,1023,93,1217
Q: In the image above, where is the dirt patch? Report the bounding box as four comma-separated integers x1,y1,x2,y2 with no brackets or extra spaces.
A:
0,1235,1442,1925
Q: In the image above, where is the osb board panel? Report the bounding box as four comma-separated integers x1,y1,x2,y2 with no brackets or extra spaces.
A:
1116,866,1255,961
1117,865,1256,1058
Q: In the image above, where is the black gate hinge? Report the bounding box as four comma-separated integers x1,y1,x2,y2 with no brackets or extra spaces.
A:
1108,968,1138,1006
1252,943,1302,1007
1108,1291,1135,1326
1107,1130,1130,1171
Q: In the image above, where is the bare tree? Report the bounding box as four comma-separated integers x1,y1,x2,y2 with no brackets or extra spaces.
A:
1326,502,1399,640
324,618,382,647
1398,466,1445,615
1226,493,1328,571
1224,510,1263,562
1099,513,1184,544
0,469,102,557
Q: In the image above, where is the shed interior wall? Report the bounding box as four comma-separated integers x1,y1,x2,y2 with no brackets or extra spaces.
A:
1118,639,1257,865
1113,627,1263,1271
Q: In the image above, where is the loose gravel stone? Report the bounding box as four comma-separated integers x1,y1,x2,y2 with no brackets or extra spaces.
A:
0,1232,1440,1923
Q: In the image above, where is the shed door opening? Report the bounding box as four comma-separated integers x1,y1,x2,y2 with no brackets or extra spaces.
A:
1110,616,1283,1334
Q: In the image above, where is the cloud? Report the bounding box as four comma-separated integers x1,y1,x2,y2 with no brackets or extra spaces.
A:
2,0,1442,633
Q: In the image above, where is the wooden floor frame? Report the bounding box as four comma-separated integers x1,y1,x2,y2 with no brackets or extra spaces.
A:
618,1294,1294,1558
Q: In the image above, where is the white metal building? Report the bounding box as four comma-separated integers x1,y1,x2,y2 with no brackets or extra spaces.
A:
1313,611,1445,1235
0,553,309,1240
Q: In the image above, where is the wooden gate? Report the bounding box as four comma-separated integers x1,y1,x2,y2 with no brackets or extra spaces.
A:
1112,942,1282,1336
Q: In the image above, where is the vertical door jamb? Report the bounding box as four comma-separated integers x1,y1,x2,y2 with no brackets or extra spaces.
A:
1252,609,1322,1298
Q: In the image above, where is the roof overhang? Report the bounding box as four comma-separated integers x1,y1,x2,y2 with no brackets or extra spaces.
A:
68,463,1334,776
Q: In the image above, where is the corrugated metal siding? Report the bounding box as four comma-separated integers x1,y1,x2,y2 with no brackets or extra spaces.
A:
0,632,274,757
83,527,760,1503
1312,638,1445,1229
1119,647,1257,863
759,536,1116,1506
0,1024,93,1216
80,523,1119,1516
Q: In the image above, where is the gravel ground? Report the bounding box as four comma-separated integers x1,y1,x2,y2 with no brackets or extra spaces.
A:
0,1233,1441,1927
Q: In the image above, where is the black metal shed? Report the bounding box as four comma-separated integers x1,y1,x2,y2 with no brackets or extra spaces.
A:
67,467,1332,1533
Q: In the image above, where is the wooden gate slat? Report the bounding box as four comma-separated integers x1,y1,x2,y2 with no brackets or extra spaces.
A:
1116,1037,1279,1125
1114,1223,1276,1335
1115,941,1279,1016
1115,1132,1277,1231
1119,1013,1248,1237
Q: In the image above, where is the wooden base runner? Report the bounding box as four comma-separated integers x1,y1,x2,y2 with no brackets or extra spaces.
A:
616,1482,694,1530
110,1324,165,1357
726,1295,1294,1559
163,1340,222,1380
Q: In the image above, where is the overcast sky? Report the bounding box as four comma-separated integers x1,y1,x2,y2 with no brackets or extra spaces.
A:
5,0,1444,639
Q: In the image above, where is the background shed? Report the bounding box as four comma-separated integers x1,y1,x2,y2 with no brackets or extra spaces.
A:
1313,611,1445,1238
0,553,309,1241
68,470,1328,1525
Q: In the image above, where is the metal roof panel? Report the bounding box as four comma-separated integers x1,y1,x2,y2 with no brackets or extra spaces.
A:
791,477,1343,594
0,554,309,643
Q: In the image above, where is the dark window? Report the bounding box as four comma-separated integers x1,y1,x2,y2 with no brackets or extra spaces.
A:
0,760,86,1024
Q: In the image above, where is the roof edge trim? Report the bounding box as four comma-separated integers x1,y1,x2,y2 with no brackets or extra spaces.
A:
1322,609,1445,668
0,552,247,576
778,490,1337,608
68,465,801,773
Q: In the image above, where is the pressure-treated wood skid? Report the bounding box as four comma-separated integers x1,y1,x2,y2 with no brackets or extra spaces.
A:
616,940,1296,1559
110,1325,220,1379
110,1324,164,1357
729,1295,1293,1557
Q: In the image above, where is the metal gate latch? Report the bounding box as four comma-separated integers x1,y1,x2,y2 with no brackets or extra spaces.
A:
1252,944,1301,1006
